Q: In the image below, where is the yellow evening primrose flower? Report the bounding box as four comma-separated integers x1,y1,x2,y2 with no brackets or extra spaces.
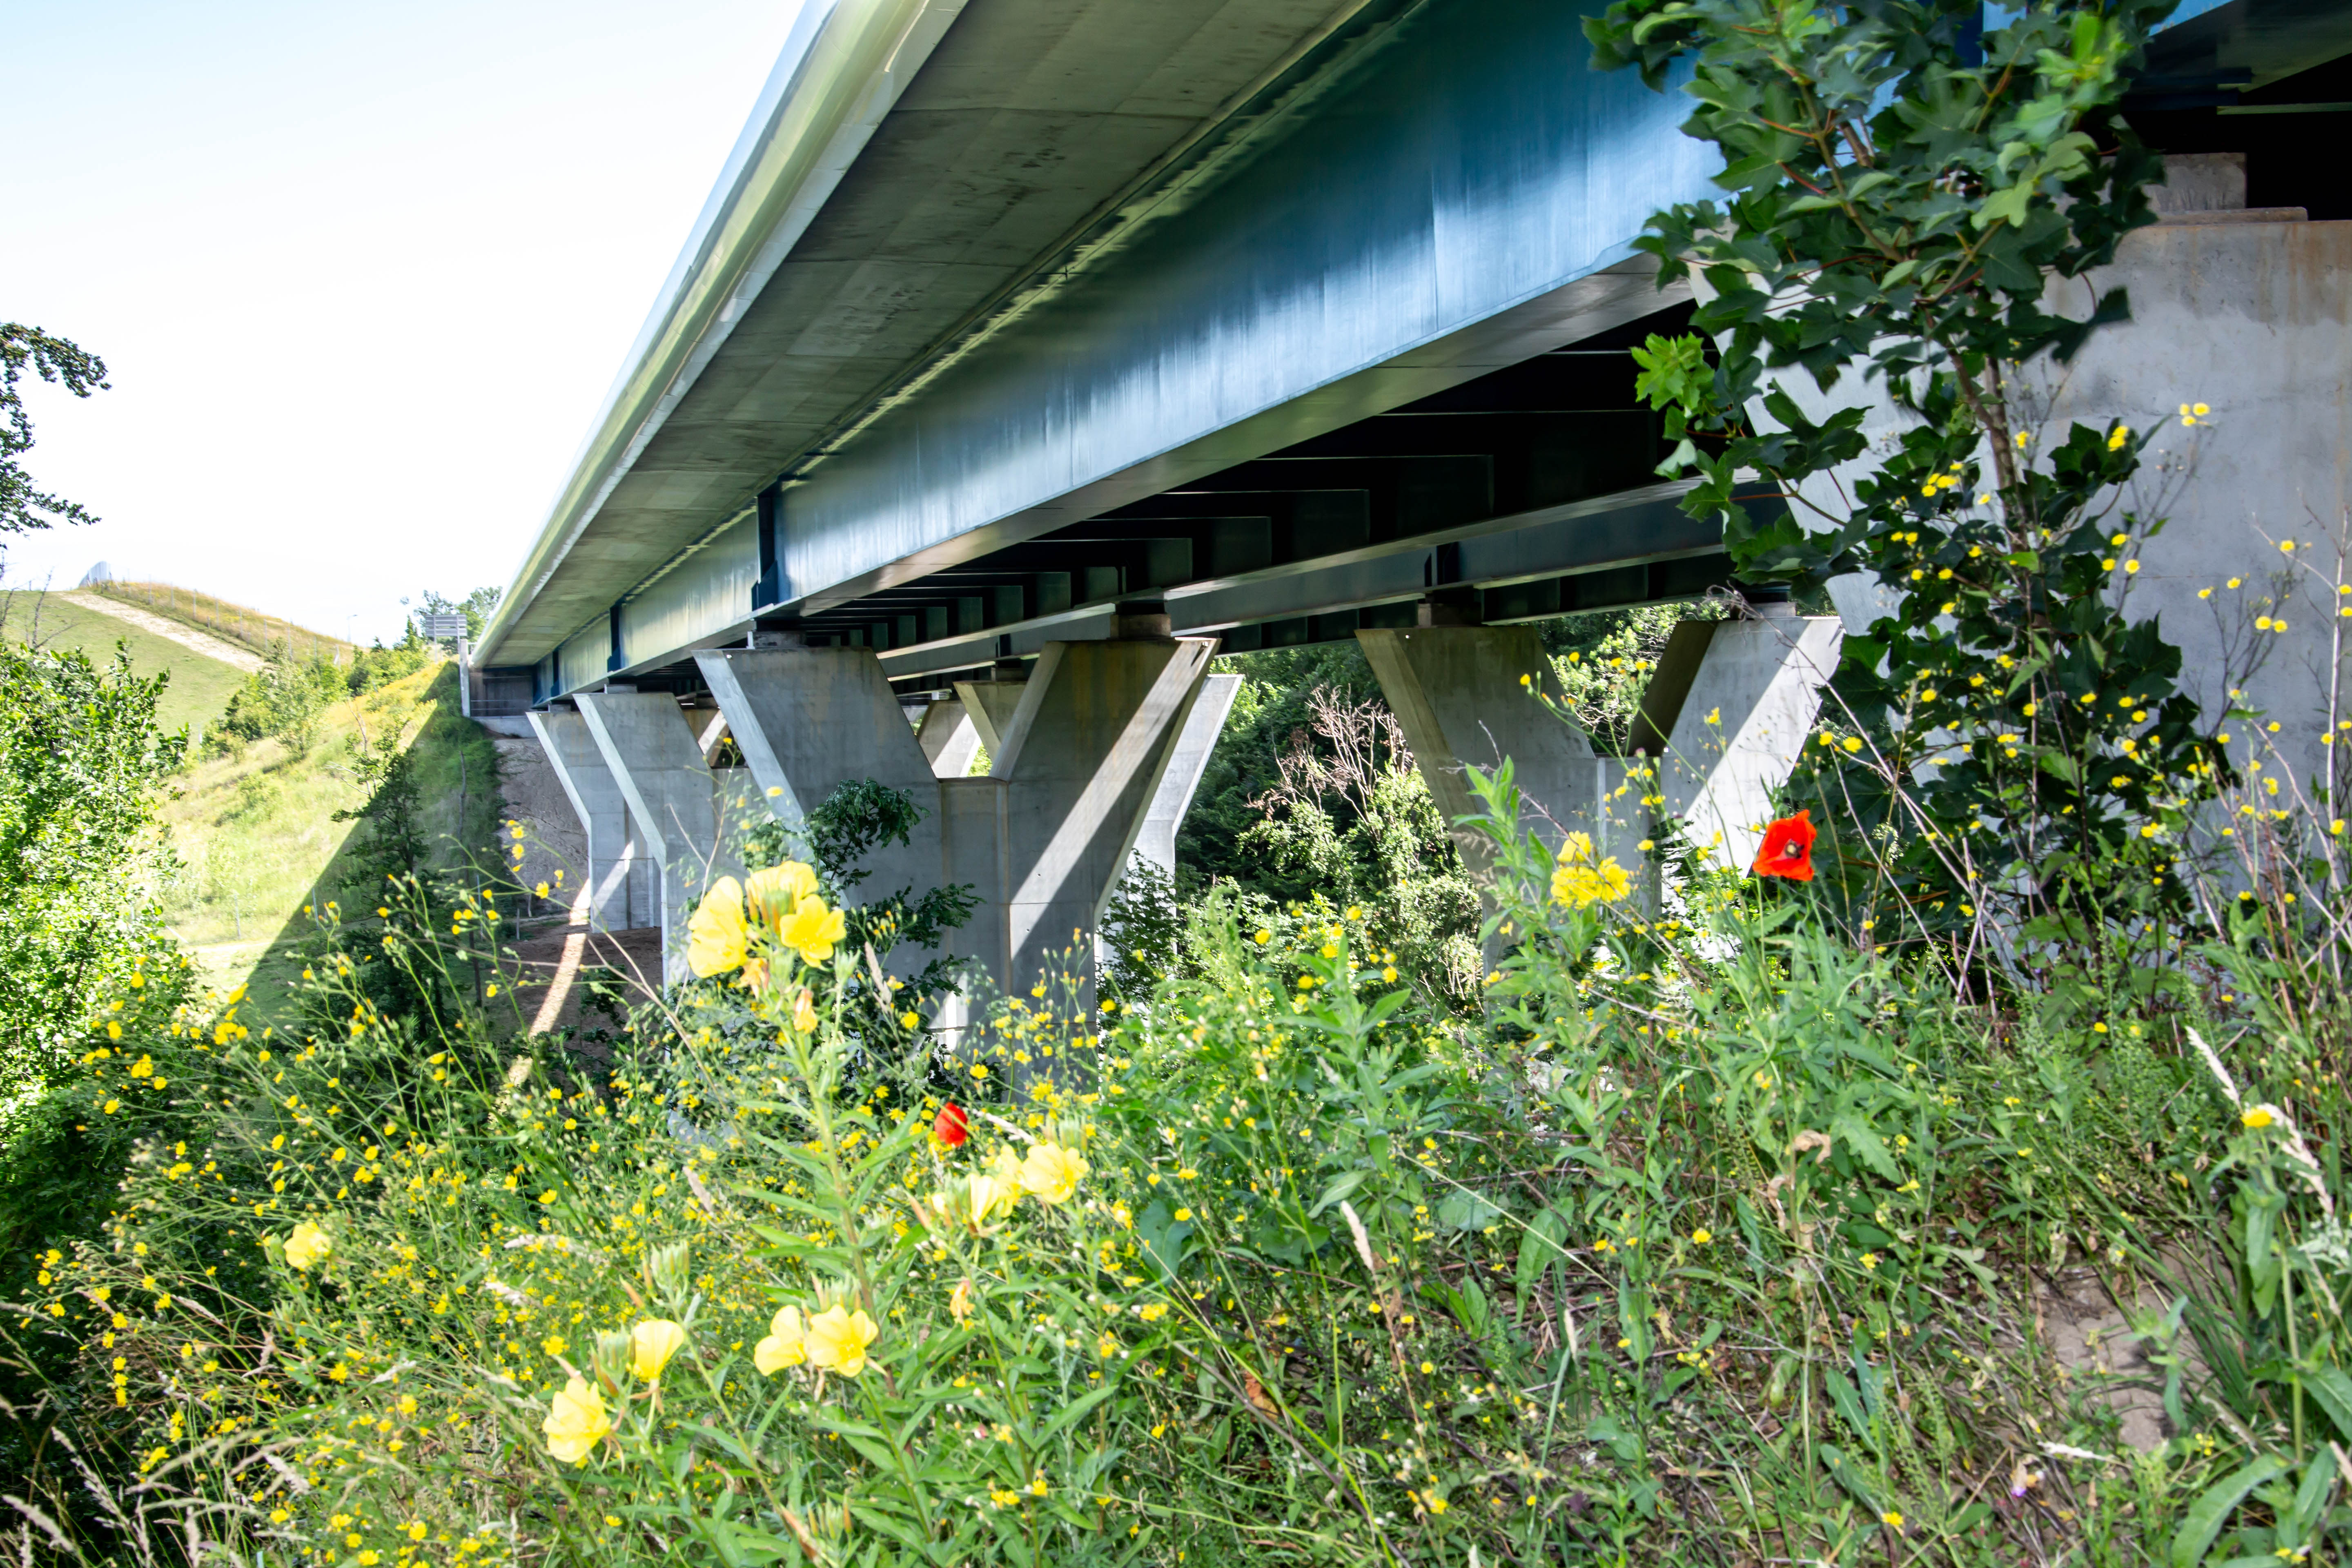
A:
686,878,748,978
753,1307,807,1375
2243,1107,2276,1129
792,989,819,1033
934,1172,1020,1229
542,1376,611,1466
804,1305,880,1377
745,862,822,928
779,897,847,966
950,1278,976,1325
630,1319,687,1382
1020,1143,1090,1205
283,1221,332,1272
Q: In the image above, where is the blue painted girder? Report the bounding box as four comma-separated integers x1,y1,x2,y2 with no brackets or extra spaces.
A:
770,0,1717,622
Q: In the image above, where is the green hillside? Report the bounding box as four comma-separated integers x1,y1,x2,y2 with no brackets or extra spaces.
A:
0,589,248,734
161,658,504,1012
87,579,354,663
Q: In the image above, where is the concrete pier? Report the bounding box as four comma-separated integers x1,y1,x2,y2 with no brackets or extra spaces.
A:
695,648,942,900
526,707,652,933
574,691,739,984
1649,612,1844,872
1128,673,1242,885
1358,625,1640,874
684,638,1216,1009
915,699,982,778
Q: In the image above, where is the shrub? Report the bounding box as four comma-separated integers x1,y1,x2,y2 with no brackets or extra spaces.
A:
212,647,349,757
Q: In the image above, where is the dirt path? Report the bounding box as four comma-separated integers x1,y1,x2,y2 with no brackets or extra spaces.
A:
61,591,267,673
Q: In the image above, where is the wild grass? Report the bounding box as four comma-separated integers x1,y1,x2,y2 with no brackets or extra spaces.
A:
18,741,2352,1566
89,580,351,664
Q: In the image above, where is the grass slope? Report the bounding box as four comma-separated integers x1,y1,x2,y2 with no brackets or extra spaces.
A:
0,590,248,735
160,658,504,1011
87,579,352,663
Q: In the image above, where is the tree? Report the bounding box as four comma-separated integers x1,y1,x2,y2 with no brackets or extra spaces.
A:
0,324,108,536
1589,0,2223,956
408,586,505,640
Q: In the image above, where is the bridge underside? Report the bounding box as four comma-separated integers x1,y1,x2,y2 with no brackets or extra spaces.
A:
472,0,2352,1011
579,292,1738,708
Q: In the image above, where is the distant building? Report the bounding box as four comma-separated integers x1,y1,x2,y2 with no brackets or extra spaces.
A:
78,562,115,587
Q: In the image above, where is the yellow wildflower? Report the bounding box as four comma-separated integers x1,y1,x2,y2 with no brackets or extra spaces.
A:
1020,1143,1089,1204
1550,833,1632,909
804,1305,879,1377
686,879,748,978
630,1319,687,1382
283,1221,331,1272
745,862,822,928
779,898,847,966
754,1307,806,1374
542,1376,611,1466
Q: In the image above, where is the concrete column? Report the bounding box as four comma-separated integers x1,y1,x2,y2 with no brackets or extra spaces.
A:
694,641,1211,1013
1126,672,1242,883
915,699,982,778
953,677,1030,755
1358,626,1639,875
574,692,737,984
938,776,1011,1018
694,648,942,899
1651,612,1843,872
991,638,1217,999
526,707,651,933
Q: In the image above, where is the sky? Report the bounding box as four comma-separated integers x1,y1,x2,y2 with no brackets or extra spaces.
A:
4,0,809,645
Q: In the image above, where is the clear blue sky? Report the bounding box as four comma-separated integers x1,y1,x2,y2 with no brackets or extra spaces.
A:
4,0,808,644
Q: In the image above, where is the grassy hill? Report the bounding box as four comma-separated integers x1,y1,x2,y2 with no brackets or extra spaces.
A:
0,589,249,735
88,579,354,663
6,586,503,1010
160,658,505,1011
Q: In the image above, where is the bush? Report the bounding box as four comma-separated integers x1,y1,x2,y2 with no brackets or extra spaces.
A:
211,646,349,757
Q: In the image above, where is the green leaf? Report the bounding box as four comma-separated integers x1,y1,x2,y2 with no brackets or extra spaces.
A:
1815,1442,1881,1511
1831,1111,1904,1185
1436,1187,1505,1232
2296,1363,2352,1445
2170,1454,2289,1568
1825,1370,1872,1441
1040,1384,1120,1441
1307,1169,1370,1218
1517,1206,1572,1295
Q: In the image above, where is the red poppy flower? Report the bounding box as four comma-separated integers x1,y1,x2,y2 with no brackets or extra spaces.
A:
933,1102,970,1149
1752,810,1817,882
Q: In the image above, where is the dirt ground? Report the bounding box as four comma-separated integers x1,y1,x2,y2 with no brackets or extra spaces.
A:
494,737,590,915
498,924,664,1038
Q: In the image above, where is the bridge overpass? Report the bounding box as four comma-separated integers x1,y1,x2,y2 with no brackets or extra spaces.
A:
474,0,2352,999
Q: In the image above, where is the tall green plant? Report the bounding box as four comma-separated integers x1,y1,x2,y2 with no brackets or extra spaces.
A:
1592,0,2229,954
0,643,186,1087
